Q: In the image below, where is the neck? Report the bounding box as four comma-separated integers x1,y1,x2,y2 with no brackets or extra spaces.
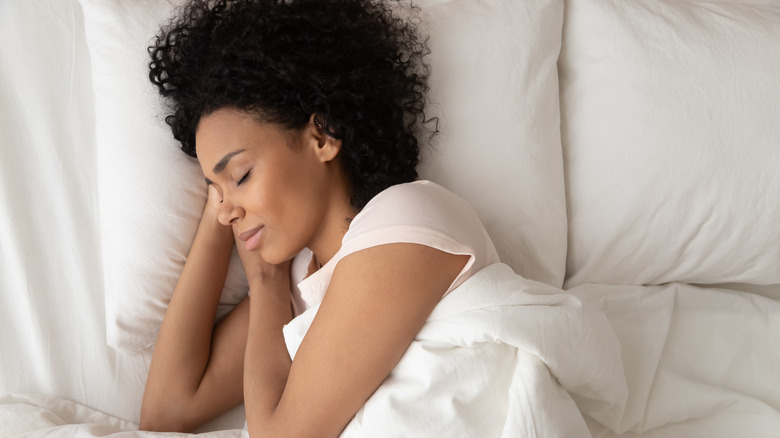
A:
309,203,354,267
307,172,356,266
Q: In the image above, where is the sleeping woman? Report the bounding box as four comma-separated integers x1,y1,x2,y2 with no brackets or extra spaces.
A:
139,0,499,435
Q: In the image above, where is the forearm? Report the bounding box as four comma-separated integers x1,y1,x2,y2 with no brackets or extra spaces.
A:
141,213,234,427
244,271,294,436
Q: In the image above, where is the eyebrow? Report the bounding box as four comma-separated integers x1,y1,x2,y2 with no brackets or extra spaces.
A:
213,149,245,174
205,149,245,185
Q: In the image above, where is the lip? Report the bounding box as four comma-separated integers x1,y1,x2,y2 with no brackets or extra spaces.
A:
238,226,264,242
239,226,264,252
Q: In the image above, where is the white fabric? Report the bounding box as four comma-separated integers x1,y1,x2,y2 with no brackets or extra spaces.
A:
292,180,500,312
418,0,568,287
569,282,780,437
0,0,149,424
0,393,245,438
79,0,250,353
284,264,627,437
0,0,245,431
559,0,780,288
3,0,780,437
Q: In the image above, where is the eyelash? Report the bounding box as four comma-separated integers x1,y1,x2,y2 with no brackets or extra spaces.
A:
237,170,251,187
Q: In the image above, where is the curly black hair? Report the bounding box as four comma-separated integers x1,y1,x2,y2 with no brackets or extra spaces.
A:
148,0,433,209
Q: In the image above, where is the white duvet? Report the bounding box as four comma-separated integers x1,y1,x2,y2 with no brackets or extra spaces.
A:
4,265,780,437
285,263,627,437
1,263,626,437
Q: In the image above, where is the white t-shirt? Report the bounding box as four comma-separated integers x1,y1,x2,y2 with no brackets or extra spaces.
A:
289,180,499,315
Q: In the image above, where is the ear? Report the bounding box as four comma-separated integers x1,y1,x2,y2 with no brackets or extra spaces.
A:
308,114,342,163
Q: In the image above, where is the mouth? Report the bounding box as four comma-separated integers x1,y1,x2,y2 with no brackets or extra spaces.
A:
238,226,264,251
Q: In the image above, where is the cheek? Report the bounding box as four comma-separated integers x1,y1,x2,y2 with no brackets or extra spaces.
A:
245,172,290,221
273,190,320,247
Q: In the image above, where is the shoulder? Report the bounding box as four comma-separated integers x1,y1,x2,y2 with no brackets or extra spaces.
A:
373,179,469,209
349,180,482,234
339,180,495,260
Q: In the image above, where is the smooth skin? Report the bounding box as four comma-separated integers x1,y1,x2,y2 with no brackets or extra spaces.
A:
140,107,468,436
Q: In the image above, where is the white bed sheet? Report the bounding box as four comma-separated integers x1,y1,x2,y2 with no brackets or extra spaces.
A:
569,282,780,437
0,0,244,432
2,0,779,437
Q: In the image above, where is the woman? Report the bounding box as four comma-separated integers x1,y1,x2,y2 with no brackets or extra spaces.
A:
140,0,499,435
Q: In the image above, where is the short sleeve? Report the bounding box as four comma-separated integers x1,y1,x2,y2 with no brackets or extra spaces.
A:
294,180,499,311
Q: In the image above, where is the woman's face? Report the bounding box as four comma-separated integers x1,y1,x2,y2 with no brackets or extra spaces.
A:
195,107,348,265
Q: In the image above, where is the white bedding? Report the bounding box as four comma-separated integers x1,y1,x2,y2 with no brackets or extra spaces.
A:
0,0,149,423
5,263,625,437
285,263,626,437
2,0,779,437
0,394,243,437
570,283,780,437
4,264,778,437
0,0,243,432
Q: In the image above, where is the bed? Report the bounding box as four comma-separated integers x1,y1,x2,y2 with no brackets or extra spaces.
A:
1,0,778,436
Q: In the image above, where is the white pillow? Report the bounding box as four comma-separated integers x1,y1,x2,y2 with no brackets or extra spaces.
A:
80,0,249,353
559,0,780,287
81,0,569,354
418,0,568,287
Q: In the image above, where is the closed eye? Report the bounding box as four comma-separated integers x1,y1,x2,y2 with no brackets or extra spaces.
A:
237,170,251,186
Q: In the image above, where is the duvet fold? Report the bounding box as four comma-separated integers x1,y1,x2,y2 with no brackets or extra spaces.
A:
284,262,628,437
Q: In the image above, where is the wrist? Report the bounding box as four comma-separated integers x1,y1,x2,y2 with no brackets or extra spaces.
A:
246,259,292,299
247,273,293,321
197,210,234,248
246,265,290,289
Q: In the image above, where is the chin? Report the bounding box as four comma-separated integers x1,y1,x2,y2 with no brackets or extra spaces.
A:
261,244,303,266
258,247,287,266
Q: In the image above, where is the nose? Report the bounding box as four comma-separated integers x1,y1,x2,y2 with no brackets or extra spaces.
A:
217,196,244,226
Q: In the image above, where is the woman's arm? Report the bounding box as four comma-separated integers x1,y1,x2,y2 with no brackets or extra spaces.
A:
243,243,468,438
140,187,250,432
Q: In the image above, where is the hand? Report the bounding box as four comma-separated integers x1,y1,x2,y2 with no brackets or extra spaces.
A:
196,185,234,245
203,185,224,221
